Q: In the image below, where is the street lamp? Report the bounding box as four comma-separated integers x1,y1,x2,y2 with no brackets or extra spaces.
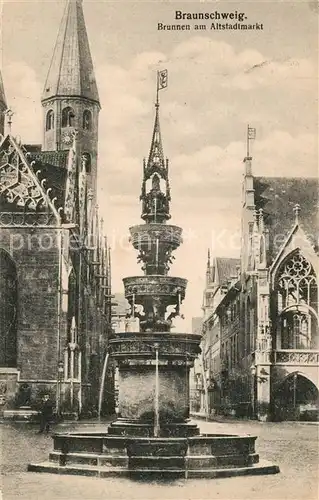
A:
57,360,64,417
250,364,256,419
292,372,297,415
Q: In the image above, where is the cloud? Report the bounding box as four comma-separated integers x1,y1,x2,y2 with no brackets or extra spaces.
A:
170,36,316,91
170,131,317,198
3,61,42,143
91,36,317,323
3,34,317,323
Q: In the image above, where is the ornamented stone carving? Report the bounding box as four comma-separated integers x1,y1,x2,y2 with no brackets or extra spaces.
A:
130,224,182,247
0,211,57,227
274,350,319,365
0,137,59,224
0,149,47,209
123,276,187,298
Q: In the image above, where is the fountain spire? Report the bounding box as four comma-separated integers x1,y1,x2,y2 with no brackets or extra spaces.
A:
125,72,187,333
141,71,170,224
147,83,165,171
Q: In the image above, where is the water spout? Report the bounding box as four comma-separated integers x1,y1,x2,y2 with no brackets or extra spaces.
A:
154,343,160,437
155,237,159,273
132,293,135,317
154,197,157,223
98,351,110,420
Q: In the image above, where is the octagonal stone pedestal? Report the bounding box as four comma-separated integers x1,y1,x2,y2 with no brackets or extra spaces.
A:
109,332,200,431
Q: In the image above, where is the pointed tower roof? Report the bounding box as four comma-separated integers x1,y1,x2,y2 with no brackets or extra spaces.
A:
146,101,166,174
0,70,7,109
42,0,100,105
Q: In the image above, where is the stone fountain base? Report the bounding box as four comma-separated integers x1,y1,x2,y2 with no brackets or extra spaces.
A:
27,332,279,480
28,426,279,479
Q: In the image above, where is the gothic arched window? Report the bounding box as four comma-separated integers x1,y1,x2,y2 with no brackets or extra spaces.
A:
46,109,54,131
62,106,75,128
276,251,318,350
83,110,92,130
81,152,91,173
0,250,18,367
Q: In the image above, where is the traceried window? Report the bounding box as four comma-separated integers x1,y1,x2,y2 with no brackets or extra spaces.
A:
46,109,54,131
62,106,75,128
83,110,92,130
276,251,318,350
281,312,311,349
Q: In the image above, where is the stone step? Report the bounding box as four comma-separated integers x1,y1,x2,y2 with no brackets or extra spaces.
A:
129,456,185,470
186,453,259,469
28,460,280,479
49,450,259,470
49,451,129,467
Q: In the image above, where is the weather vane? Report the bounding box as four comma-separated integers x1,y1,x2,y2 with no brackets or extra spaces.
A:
246,124,256,158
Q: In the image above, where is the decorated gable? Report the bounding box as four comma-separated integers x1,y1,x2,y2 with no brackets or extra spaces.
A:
0,135,60,226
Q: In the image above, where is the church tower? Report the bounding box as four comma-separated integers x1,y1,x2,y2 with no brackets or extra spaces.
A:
41,0,100,202
0,70,7,137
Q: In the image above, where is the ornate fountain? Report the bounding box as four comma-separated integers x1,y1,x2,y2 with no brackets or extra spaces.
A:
107,83,201,439
28,76,279,479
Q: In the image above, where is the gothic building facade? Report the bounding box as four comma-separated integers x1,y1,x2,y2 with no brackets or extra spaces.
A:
191,256,240,414
195,155,318,421
0,0,114,417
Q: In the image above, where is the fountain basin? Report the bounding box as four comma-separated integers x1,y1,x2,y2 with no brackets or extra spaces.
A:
28,431,280,479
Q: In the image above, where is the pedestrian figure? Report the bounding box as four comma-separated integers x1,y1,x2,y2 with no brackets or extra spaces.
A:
38,394,53,434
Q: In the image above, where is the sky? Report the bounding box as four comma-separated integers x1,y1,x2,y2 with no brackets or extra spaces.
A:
1,0,318,328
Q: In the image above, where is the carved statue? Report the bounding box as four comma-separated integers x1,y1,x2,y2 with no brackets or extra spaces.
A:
166,305,179,323
151,174,160,192
131,304,145,320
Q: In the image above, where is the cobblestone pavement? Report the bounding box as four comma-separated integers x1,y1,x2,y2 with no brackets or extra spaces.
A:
1,419,318,500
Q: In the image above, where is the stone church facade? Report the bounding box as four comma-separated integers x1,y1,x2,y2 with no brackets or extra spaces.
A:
0,0,114,417
196,155,318,421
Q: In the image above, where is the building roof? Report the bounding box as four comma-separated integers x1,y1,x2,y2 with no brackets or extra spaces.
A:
27,150,69,170
42,0,100,105
254,176,319,259
23,150,68,212
215,279,241,315
214,257,240,286
23,144,42,153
